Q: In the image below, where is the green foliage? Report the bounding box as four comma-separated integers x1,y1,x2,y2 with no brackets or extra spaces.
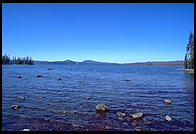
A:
184,32,194,69
2,54,34,65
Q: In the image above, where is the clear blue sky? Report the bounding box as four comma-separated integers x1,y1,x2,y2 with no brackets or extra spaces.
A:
2,3,194,63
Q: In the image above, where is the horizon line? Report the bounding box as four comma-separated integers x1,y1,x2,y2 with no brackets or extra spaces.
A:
34,59,184,64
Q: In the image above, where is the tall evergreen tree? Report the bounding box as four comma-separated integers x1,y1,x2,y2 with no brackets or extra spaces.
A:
184,32,194,69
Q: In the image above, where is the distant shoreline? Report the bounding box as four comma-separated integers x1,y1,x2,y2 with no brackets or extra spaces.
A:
33,60,184,66
123,61,184,66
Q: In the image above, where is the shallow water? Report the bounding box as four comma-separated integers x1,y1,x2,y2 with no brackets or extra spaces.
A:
2,64,194,131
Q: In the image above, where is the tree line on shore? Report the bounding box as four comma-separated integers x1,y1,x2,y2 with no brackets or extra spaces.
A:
184,32,194,69
2,54,34,65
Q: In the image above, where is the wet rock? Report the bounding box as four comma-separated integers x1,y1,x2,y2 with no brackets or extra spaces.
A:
143,118,151,125
125,116,130,121
86,97,91,100
22,128,30,131
125,78,131,81
131,112,144,119
106,126,112,129
95,104,109,112
135,127,142,131
131,122,137,126
117,112,126,118
72,124,84,128
62,111,67,114
123,122,128,126
164,99,172,105
58,78,62,80
18,96,25,100
11,105,20,110
165,115,172,122
36,75,43,78
17,75,22,78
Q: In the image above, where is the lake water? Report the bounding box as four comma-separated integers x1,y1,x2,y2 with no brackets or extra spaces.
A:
2,64,194,131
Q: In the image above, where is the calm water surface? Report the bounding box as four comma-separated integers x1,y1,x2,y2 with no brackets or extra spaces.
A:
2,64,194,131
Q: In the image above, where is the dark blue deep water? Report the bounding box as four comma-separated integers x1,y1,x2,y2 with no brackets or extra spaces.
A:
2,64,194,131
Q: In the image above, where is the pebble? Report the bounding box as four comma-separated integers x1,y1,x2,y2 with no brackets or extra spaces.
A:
11,105,20,110
62,111,67,114
86,97,91,100
131,112,144,119
123,122,128,126
125,78,131,81
143,118,151,125
106,126,112,129
18,96,25,100
164,99,172,105
36,75,43,78
22,129,30,131
117,112,126,118
135,127,142,131
165,115,172,122
95,104,109,112
17,75,22,78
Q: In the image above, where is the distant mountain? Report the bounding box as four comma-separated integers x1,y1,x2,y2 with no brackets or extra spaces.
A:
64,60,79,64
34,60,184,66
80,60,103,64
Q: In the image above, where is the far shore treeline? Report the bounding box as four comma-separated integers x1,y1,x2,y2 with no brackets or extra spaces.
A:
2,54,34,65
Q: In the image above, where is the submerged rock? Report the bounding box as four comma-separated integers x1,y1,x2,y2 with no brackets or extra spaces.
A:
48,68,52,70
135,127,142,131
125,78,131,81
164,99,172,105
95,104,109,112
143,118,151,125
36,75,43,78
18,96,25,100
58,78,62,80
17,75,22,78
117,112,126,118
86,97,91,100
165,115,172,122
131,112,144,119
11,105,20,110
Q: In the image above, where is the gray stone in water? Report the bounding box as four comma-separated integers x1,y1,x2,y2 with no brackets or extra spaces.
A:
17,75,22,78
11,105,20,110
62,111,67,115
125,78,131,81
22,129,30,131
143,118,151,125
36,75,43,78
131,112,144,119
164,99,172,105
18,96,25,100
95,104,109,112
117,112,126,118
86,97,91,100
135,127,142,131
165,115,172,122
